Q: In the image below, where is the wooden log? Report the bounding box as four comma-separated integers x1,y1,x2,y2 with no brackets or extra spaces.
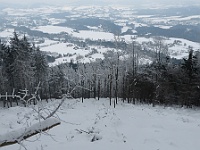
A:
0,118,61,147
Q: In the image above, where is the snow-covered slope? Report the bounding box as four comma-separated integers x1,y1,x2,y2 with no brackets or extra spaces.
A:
0,98,200,150
35,30,200,65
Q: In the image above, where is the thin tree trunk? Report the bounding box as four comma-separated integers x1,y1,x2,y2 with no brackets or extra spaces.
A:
81,80,84,103
97,79,100,100
93,74,96,99
109,74,112,106
122,75,125,103
115,52,119,105
132,42,136,104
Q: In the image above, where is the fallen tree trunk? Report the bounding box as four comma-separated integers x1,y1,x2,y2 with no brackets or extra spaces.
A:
0,118,61,147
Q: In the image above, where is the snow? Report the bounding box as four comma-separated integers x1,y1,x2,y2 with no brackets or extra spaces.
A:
72,30,115,41
176,15,200,21
136,15,155,18
87,26,99,30
154,25,172,29
140,15,200,25
2,7,62,16
38,35,200,65
123,36,200,59
32,26,115,41
39,41,115,66
37,39,59,47
48,18,66,25
121,26,131,33
129,21,149,28
32,26,74,34
139,58,152,65
74,6,98,10
0,29,15,38
0,98,200,150
166,38,200,59
0,118,60,146
40,42,75,54
2,5,200,65
49,56,92,66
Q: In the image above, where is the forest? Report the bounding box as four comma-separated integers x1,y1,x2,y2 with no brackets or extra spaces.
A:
0,33,200,108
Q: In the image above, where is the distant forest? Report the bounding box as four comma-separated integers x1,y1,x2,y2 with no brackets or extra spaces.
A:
136,25,200,43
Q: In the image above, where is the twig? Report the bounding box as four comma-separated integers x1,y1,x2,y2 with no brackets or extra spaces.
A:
75,129,90,134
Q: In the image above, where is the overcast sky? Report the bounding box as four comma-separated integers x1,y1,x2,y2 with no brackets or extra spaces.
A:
0,0,200,7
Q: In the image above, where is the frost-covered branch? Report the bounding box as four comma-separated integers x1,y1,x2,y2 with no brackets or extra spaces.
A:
44,95,67,120
0,118,61,148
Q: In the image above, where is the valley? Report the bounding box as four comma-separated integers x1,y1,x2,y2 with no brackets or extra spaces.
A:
0,5,200,65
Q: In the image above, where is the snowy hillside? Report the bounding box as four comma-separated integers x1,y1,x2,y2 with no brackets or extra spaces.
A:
36,35,200,65
0,98,200,150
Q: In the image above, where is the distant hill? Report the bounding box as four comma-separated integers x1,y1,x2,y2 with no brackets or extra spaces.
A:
56,18,122,35
135,25,200,43
136,6,200,16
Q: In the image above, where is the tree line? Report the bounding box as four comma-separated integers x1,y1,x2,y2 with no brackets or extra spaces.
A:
0,33,49,107
45,37,200,108
1,33,200,108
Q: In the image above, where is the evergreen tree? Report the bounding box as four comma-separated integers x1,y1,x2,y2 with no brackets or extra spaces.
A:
34,47,49,84
4,33,34,91
182,49,198,83
20,35,35,90
0,39,6,66
0,39,8,93
181,49,200,107
33,46,49,98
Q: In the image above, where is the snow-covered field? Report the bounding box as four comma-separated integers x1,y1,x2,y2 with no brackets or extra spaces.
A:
72,30,115,41
33,26,116,41
32,26,74,34
0,29,14,38
1,5,200,65
142,15,200,24
37,36,200,66
0,98,200,150
166,38,200,59
134,37,200,59
38,41,115,65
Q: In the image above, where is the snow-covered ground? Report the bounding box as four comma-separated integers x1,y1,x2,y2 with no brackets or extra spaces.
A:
0,98,200,150
134,37,200,59
166,38,200,59
32,26,74,34
32,25,115,41
0,29,14,38
154,25,173,29
37,35,200,66
141,15,200,24
37,39,118,65
40,42,76,54
72,30,115,41
1,5,200,65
